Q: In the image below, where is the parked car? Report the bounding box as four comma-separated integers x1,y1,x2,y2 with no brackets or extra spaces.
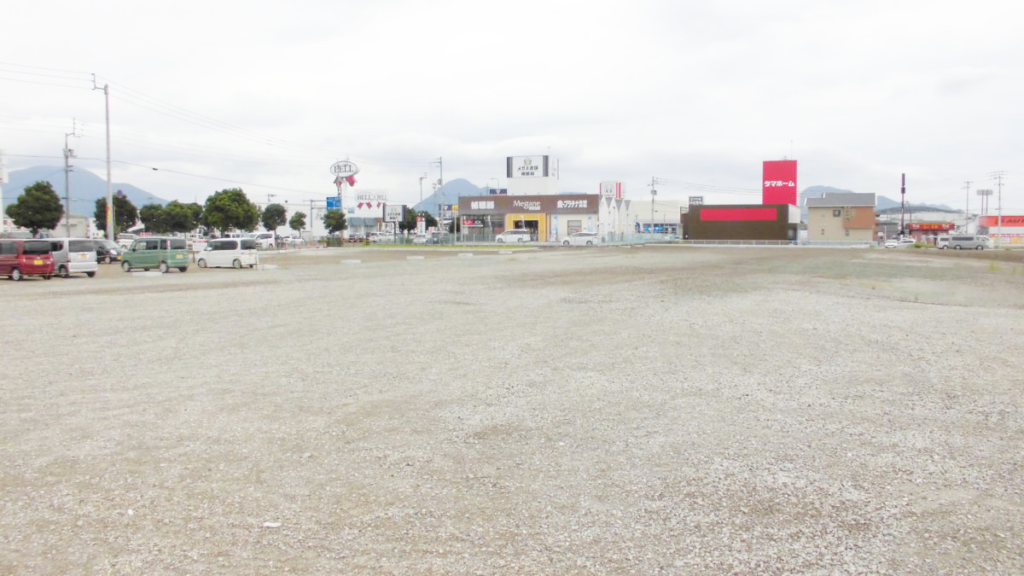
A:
563,232,600,246
116,233,138,249
196,238,259,269
347,233,365,243
943,235,992,250
412,233,429,245
251,233,276,250
94,239,122,263
121,236,189,273
0,239,55,280
368,232,383,243
282,235,304,248
495,229,532,243
884,237,915,249
49,238,98,278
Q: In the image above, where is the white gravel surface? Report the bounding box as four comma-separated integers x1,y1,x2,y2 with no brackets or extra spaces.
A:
1,246,1022,574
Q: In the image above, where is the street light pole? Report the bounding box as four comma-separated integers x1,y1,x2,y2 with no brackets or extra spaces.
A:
92,75,113,241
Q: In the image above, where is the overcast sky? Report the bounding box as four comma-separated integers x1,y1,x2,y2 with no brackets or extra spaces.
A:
2,0,1022,212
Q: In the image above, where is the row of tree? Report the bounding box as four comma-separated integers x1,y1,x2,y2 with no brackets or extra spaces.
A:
5,180,439,238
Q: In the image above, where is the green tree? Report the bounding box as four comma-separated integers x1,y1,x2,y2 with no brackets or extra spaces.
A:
261,203,287,234
322,209,348,234
139,203,168,233
5,181,63,237
203,188,259,233
93,195,139,238
163,201,203,234
289,211,306,235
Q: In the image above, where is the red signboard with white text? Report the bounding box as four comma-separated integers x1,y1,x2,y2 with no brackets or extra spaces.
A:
979,215,1024,227
762,160,798,205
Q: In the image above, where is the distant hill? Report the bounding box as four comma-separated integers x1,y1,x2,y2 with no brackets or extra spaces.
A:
800,185,953,217
413,178,487,215
2,166,169,216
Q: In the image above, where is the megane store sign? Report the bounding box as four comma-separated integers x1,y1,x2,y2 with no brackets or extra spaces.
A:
463,194,596,214
507,156,550,179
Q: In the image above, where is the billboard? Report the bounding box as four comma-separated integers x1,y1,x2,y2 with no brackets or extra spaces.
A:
507,156,549,178
384,204,405,223
600,181,624,199
762,160,798,205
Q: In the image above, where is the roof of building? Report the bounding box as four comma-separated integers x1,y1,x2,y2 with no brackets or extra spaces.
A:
806,192,876,208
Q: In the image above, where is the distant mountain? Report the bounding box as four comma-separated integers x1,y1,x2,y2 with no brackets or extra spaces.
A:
2,166,169,216
412,178,487,216
799,185,953,217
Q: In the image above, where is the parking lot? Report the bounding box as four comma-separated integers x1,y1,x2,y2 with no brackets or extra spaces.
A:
1,246,1022,574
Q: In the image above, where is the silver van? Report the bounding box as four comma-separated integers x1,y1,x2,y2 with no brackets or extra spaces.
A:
944,235,993,250
50,238,98,278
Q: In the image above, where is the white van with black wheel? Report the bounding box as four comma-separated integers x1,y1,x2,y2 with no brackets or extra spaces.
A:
49,238,98,278
196,238,259,269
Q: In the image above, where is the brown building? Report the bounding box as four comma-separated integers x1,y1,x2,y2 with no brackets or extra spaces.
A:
684,204,798,241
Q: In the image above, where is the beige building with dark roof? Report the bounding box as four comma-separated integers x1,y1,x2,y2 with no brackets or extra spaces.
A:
806,193,876,241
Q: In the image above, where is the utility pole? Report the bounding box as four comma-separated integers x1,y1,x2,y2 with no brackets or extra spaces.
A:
900,173,906,237
992,171,1007,247
63,120,80,237
649,177,666,235
432,157,444,240
963,180,972,233
92,74,113,241
418,173,426,206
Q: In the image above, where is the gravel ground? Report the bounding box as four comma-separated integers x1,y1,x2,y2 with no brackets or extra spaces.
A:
1,246,1022,574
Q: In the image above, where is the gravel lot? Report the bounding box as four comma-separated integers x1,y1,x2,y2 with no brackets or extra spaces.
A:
1,246,1022,574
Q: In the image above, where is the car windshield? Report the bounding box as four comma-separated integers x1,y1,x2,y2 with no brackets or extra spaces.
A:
23,240,51,255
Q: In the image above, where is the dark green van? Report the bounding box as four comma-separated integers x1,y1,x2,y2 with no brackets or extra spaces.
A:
121,237,189,273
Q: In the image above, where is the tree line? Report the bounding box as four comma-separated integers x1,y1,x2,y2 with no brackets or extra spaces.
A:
2,181,372,238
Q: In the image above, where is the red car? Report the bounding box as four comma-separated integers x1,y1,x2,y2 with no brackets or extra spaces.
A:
0,239,56,281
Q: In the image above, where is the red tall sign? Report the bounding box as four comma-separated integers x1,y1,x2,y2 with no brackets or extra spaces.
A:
762,160,798,205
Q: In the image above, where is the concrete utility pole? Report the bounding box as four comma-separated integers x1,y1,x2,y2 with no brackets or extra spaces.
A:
963,180,972,233
92,75,113,240
900,173,906,237
992,171,1007,247
63,120,79,237
419,173,426,205
649,177,666,234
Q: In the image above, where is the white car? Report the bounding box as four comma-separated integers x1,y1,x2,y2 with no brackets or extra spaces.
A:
495,229,532,243
196,238,259,269
563,232,599,246
252,233,276,250
884,238,915,249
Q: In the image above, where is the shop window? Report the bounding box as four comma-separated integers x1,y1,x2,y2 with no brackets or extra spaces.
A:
833,209,842,217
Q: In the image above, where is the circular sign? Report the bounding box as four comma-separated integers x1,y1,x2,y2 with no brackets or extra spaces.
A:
330,160,360,177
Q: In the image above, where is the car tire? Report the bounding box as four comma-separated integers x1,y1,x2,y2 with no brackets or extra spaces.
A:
159,261,169,273
586,241,593,246
198,259,207,268
497,238,504,243
954,245,962,250
940,246,947,250
11,268,22,281
122,261,132,272
43,275,51,280
976,246,984,250
232,259,242,269
563,240,570,246
86,271,96,278
178,267,188,273
58,265,68,278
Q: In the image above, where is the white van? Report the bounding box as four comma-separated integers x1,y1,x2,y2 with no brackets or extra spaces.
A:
935,235,951,249
196,238,259,269
944,235,993,250
49,238,98,278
